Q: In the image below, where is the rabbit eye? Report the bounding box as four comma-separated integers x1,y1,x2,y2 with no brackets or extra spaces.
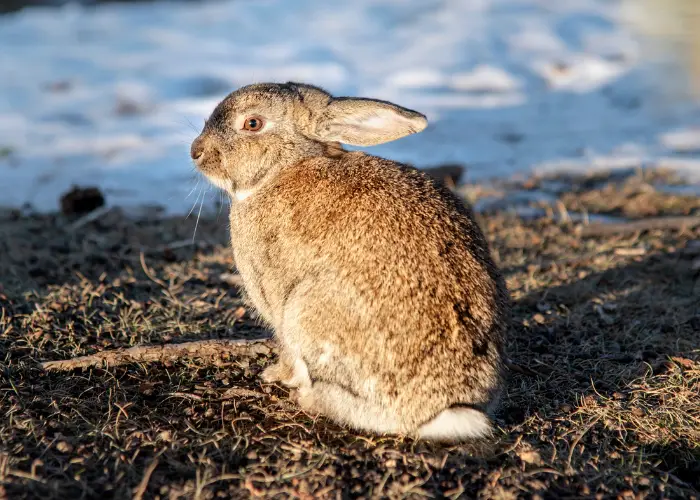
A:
243,116,264,132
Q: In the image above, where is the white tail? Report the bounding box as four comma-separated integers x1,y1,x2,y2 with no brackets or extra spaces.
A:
416,407,493,442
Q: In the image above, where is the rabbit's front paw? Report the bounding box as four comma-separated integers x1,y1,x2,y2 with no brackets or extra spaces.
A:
261,360,294,384
290,387,318,415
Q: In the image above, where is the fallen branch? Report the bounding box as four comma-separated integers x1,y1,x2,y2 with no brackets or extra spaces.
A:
580,215,700,237
41,338,273,371
220,387,266,400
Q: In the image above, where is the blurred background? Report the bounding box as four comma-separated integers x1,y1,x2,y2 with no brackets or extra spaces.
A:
1,0,699,213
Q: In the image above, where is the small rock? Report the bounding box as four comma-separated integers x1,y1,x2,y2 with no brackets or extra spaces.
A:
60,186,105,216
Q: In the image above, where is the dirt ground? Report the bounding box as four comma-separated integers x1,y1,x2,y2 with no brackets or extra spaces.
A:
0,169,698,499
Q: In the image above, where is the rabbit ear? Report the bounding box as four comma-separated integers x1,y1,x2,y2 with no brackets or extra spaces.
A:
316,98,428,146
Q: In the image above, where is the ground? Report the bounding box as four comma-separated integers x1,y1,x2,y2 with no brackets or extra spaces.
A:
0,169,698,499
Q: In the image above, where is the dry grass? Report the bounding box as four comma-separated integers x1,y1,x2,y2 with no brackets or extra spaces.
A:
0,169,698,499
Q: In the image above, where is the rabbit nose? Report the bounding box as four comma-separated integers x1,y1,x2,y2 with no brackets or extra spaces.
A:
191,137,205,161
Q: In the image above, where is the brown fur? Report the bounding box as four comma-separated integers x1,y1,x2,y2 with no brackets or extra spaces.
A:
191,82,509,440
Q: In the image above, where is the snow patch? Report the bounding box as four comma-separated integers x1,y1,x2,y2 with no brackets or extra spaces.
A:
0,0,698,213
450,65,521,93
661,128,700,153
534,55,629,93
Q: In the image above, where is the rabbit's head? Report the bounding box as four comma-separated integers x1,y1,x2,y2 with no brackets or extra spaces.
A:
190,82,427,193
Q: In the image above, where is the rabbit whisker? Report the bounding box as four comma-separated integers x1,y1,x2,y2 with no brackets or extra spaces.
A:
185,178,201,201
192,188,207,242
186,186,203,220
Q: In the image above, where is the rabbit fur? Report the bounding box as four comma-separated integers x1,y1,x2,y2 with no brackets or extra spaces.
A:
191,82,509,441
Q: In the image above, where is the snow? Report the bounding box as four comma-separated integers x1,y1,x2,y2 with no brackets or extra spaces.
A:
533,56,628,93
661,128,700,153
450,66,521,93
0,0,699,213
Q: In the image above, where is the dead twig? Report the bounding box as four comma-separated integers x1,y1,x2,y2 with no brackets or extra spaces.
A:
566,415,602,474
132,457,159,500
580,215,699,237
220,387,266,400
167,392,203,401
613,247,647,256
41,338,273,371
139,251,168,289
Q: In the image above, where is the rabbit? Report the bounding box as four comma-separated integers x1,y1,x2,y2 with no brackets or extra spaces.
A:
190,82,509,441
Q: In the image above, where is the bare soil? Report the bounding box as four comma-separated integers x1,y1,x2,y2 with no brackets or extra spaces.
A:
0,169,698,499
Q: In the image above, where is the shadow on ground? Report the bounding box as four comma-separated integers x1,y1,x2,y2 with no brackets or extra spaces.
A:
501,236,700,496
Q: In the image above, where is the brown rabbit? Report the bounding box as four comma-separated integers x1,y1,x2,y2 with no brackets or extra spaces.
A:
191,82,509,441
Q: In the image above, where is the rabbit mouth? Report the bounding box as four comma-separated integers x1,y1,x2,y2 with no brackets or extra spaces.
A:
191,134,227,178
195,162,229,189
195,160,232,192
190,144,231,191
192,145,220,171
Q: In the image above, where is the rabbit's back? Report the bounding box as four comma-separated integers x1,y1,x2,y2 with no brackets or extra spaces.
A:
230,151,508,429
